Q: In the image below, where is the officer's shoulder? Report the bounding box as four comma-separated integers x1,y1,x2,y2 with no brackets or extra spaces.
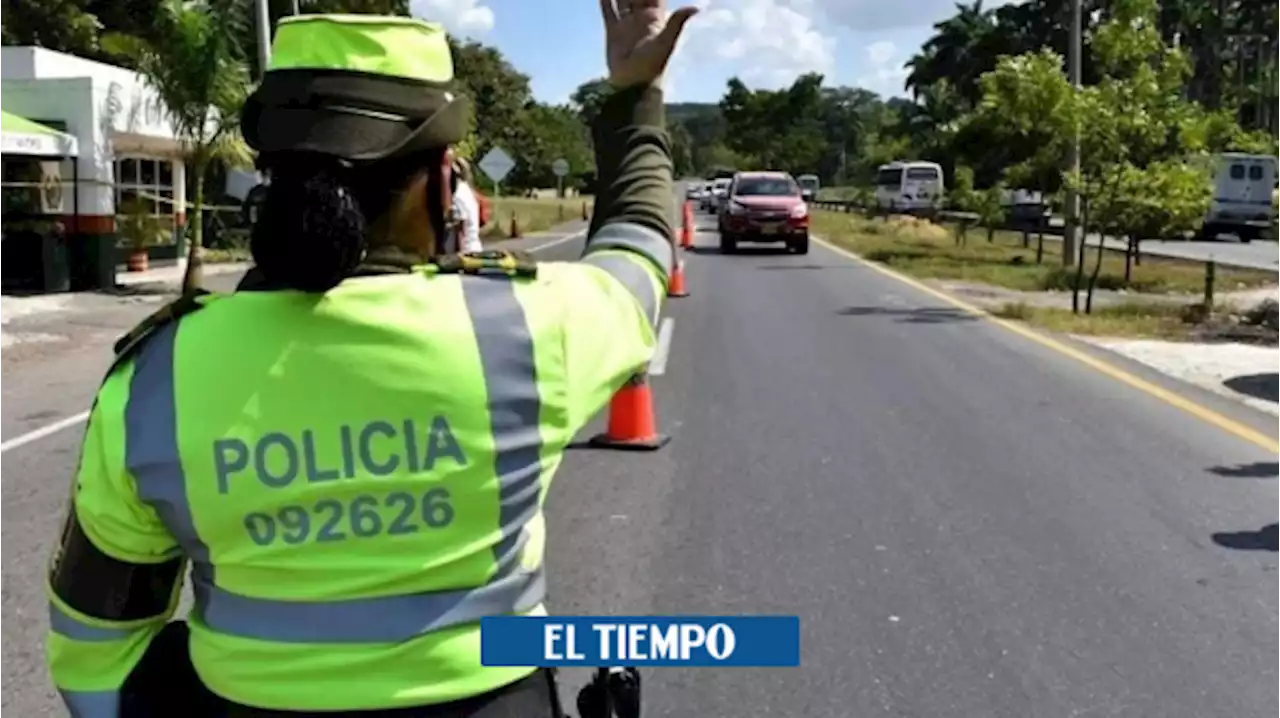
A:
110,290,220,369
430,250,539,280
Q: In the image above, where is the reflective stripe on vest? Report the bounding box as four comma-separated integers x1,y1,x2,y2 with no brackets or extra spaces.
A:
124,276,546,643
581,252,660,327
59,689,120,718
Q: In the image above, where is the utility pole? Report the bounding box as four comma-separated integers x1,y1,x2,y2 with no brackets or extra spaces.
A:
1063,0,1082,267
255,0,272,81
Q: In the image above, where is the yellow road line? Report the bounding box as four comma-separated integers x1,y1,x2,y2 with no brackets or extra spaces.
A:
813,235,1280,454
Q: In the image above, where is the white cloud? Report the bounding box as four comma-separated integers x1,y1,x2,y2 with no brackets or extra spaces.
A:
865,40,896,67
411,0,495,37
676,0,837,91
662,0,1021,100
857,39,909,96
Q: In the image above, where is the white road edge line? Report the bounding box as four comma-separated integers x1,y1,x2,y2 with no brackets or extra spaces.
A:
649,317,675,376
1,410,91,454
0,231,596,454
527,231,586,254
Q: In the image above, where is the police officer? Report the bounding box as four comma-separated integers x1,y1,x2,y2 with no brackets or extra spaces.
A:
45,2,697,716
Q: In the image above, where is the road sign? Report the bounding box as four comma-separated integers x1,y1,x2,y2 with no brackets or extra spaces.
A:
479,147,516,183
552,158,570,178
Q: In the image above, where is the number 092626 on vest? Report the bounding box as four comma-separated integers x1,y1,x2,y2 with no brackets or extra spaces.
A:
479,616,801,667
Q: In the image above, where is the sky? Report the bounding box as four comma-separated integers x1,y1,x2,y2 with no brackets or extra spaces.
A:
408,0,1021,105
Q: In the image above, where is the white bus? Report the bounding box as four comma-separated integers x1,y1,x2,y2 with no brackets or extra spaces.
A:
874,161,944,213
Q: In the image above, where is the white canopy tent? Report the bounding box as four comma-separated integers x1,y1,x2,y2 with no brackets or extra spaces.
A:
1,110,79,157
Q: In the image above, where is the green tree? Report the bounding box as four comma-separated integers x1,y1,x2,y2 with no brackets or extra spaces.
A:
2,0,101,52
669,122,694,178
102,0,252,293
1064,0,1216,312
947,165,979,245
964,48,1077,199
570,78,612,129
450,38,535,167
507,102,591,192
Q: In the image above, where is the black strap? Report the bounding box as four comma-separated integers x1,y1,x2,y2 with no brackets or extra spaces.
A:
49,510,184,622
433,250,538,279
112,290,213,359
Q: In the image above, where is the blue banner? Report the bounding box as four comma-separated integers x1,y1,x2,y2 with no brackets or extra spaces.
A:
480,615,800,667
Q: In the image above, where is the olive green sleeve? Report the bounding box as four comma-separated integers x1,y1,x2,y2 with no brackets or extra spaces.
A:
583,85,674,288
554,84,675,428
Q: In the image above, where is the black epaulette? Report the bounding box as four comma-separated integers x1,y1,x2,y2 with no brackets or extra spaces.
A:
110,290,218,371
432,250,538,279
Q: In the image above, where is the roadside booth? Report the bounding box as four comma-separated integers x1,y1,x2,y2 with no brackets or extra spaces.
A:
2,46,189,292
1,111,81,292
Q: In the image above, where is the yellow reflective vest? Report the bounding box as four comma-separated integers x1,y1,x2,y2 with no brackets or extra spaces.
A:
47,225,671,713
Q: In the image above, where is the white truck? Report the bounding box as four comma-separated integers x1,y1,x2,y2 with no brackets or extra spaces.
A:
1201,153,1277,242
796,174,820,202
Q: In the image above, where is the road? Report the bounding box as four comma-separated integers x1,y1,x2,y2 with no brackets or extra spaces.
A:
3,206,1277,716
1079,232,1277,272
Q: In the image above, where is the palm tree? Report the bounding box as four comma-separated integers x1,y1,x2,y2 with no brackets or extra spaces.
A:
903,1,996,107
103,0,252,294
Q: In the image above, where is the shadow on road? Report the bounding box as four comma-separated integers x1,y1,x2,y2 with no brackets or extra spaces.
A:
1222,373,1279,403
686,246,793,257
1211,523,1278,552
756,264,850,271
1207,462,1279,479
836,305,979,324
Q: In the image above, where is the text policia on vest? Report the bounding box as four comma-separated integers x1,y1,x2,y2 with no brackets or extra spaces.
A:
213,417,467,547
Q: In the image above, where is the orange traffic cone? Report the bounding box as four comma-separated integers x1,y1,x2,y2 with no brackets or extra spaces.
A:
509,212,521,239
588,373,671,451
668,259,689,298
681,202,694,249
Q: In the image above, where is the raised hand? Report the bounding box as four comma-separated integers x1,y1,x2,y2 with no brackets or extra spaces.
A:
600,0,698,89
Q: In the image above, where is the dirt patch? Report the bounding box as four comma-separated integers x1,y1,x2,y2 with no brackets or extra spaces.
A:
1190,299,1280,345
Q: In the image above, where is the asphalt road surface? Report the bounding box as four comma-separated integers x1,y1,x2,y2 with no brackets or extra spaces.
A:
3,206,1277,717
1080,232,1278,272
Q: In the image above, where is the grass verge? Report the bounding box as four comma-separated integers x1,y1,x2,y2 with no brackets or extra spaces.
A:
812,211,1275,295
814,209,1277,341
485,196,592,241
990,300,1197,339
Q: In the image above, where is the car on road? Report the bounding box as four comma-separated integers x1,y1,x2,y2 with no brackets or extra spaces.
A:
685,182,705,202
704,177,731,212
717,171,810,254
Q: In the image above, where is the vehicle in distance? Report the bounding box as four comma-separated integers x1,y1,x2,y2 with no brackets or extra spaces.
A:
874,160,944,214
1201,153,1276,242
718,171,809,255
796,174,820,202
686,182,705,201
704,177,732,212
